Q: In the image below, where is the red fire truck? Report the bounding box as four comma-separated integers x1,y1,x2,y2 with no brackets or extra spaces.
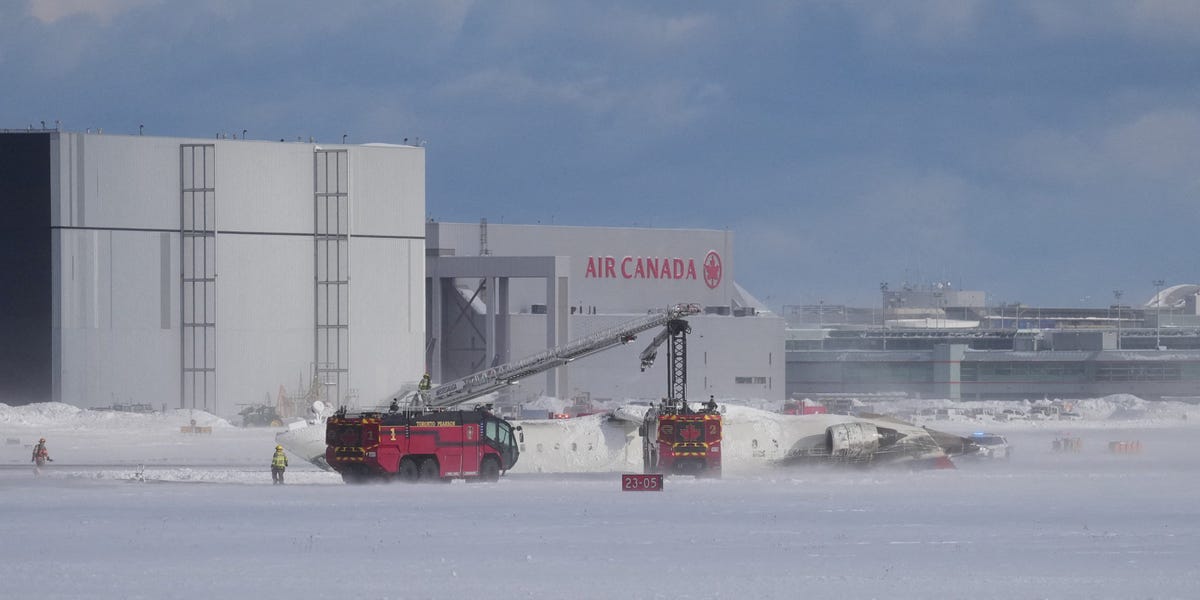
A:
326,407,521,483
637,318,722,477
312,304,703,483
642,403,722,476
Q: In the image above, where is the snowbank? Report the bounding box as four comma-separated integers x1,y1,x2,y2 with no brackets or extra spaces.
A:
1,402,276,472
0,402,233,430
835,394,1198,431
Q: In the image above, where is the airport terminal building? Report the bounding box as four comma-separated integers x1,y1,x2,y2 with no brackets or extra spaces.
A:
785,285,1200,402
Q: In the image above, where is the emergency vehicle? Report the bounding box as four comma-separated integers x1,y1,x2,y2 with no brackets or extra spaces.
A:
636,317,723,477
321,304,703,483
326,406,520,483
642,402,722,476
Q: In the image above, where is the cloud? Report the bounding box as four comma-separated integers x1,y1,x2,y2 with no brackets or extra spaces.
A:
603,10,717,47
733,162,981,304
28,0,157,24
843,0,987,47
1021,0,1200,44
1103,110,1200,178
476,4,717,52
1011,109,1200,188
434,67,724,132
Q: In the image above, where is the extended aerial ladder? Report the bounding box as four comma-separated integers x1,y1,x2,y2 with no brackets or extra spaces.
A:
279,303,704,471
419,303,703,409
637,311,723,476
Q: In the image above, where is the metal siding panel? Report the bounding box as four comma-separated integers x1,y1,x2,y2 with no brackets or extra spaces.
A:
160,233,171,329
348,146,423,238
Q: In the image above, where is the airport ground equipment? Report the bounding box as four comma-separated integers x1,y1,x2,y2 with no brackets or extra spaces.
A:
323,303,703,482
325,406,519,483
639,316,723,477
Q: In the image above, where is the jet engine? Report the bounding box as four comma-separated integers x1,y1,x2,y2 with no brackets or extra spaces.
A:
825,423,879,459
824,423,905,460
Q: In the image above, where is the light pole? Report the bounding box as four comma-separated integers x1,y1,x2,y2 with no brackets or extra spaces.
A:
818,299,824,350
880,282,889,350
1154,279,1165,350
1113,290,1123,350
932,291,941,329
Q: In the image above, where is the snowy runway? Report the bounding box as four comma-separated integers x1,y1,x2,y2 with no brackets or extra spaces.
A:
3,401,1199,599
4,427,1199,599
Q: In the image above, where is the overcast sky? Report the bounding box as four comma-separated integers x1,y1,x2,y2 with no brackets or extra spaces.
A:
4,1,1199,310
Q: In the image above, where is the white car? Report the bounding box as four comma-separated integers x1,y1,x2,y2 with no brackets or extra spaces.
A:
968,432,1011,460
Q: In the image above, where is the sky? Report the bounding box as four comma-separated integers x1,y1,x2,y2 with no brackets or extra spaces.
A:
3,1,1199,310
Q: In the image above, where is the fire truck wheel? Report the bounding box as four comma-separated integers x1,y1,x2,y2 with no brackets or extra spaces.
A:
340,466,367,484
479,457,501,482
418,458,440,481
398,458,419,483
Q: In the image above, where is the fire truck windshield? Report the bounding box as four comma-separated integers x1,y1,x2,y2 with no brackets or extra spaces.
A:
482,417,520,469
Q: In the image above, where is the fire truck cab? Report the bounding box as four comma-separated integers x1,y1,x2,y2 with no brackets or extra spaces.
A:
642,402,722,477
326,407,520,483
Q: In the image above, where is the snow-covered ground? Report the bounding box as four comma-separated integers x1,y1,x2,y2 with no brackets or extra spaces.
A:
3,400,1199,599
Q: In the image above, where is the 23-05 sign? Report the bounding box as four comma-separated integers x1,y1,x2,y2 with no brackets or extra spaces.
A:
621,474,663,491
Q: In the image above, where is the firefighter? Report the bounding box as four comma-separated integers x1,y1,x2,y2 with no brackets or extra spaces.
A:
705,395,718,413
417,372,432,408
31,437,52,476
389,397,400,413
271,444,288,484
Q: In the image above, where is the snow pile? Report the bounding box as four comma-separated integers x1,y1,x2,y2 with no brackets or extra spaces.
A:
849,395,1199,429
1068,394,1147,420
516,394,570,415
0,402,233,431
1,402,278,471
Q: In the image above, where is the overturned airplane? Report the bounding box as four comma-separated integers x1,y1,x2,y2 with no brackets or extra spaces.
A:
510,403,974,474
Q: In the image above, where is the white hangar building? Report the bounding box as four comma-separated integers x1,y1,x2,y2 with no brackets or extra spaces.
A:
426,222,785,405
0,129,782,416
0,130,426,415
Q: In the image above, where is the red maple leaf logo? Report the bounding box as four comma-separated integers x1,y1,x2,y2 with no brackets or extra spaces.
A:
703,251,722,289
680,424,702,442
